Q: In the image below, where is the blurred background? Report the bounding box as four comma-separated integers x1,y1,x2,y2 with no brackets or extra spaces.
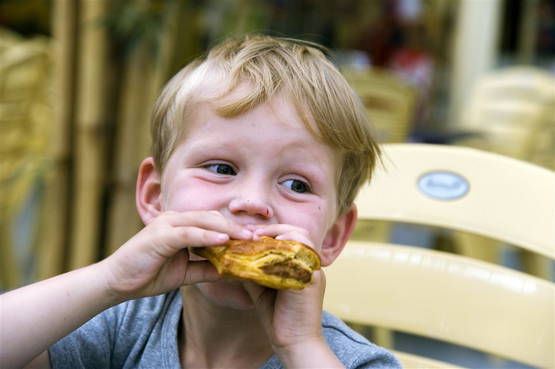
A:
0,0,553,368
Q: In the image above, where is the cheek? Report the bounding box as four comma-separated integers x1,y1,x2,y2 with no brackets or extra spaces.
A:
285,201,332,249
161,178,223,212
314,200,339,248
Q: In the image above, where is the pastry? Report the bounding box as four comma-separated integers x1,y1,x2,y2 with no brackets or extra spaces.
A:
192,236,321,289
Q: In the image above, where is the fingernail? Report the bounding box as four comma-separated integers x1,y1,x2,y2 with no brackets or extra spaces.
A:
241,229,253,239
216,233,229,242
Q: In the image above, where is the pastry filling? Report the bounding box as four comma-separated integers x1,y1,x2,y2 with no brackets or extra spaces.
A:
260,260,311,283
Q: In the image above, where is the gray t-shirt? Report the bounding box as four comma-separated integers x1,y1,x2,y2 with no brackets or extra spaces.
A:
49,290,400,368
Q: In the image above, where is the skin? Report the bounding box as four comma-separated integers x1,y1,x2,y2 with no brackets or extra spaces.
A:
2,93,358,369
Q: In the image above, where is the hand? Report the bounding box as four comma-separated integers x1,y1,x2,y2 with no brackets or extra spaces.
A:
242,224,343,367
101,210,252,301
242,224,325,350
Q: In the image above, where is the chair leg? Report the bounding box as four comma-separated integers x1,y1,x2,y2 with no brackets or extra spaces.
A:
452,232,500,263
520,250,552,280
372,327,394,349
350,220,392,242
345,323,394,349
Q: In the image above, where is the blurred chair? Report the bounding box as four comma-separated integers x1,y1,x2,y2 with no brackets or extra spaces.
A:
0,31,52,288
324,143,555,369
453,66,555,277
342,67,417,143
456,66,555,169
340,67,418,267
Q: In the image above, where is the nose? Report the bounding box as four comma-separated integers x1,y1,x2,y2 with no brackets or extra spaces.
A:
228,197,274,220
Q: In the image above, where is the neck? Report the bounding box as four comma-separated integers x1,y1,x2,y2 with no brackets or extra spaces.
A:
179,286,273,369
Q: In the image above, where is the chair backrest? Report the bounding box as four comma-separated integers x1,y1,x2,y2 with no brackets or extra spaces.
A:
342,67,416,143
456,66,555,167
356,143,554,258
324,143,555,368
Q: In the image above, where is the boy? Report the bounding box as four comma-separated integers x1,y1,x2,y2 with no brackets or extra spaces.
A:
1,35,401,369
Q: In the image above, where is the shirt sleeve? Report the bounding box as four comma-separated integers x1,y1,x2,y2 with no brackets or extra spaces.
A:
351,350,402,369
48,304,121,369
322,312,402,369
326,327,402,369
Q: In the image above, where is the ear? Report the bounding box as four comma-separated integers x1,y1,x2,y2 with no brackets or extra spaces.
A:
136,157,162,225
320,204,358,266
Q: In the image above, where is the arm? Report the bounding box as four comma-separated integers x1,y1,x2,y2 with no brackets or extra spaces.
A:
0,210,251,369
1,263,119,369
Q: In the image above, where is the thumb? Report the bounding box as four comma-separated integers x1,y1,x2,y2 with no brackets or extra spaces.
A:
182,259,223,285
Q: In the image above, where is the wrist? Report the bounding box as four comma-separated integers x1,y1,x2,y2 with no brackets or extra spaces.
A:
96,258,136,305
274,338,344,369
81,261,128,308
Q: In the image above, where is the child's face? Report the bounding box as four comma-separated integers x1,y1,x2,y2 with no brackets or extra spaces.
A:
159,94,342,309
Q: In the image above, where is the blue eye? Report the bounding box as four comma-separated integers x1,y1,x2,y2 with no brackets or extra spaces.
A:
282,179,311,193
205,163,236,175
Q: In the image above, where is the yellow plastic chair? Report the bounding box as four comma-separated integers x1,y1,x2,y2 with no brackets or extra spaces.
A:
451,66,555,279
324,143,555,369
342,67,417,143
456,66,555,168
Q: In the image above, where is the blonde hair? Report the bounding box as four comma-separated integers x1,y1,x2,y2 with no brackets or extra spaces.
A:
151,35,380,215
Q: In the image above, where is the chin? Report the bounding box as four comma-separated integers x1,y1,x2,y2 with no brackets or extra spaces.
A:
194,279,256,311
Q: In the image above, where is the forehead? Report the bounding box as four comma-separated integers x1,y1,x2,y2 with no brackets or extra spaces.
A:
186,95,317,146
177,95,341,170
182,85,319,139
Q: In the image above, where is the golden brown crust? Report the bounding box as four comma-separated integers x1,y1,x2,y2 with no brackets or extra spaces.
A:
192,237,321,290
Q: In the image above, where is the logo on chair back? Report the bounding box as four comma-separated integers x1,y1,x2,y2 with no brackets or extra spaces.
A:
417,171,469,200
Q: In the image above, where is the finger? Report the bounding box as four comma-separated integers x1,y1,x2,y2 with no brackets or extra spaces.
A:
306,270,326,311
275,232,313,248
160,211,252,240
174,227,231,246
182,260,222,285
250,225,314,249
273,270,325,310
248,223,305,234
310,269,326,292
250,224,309,239
148,227,230,258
